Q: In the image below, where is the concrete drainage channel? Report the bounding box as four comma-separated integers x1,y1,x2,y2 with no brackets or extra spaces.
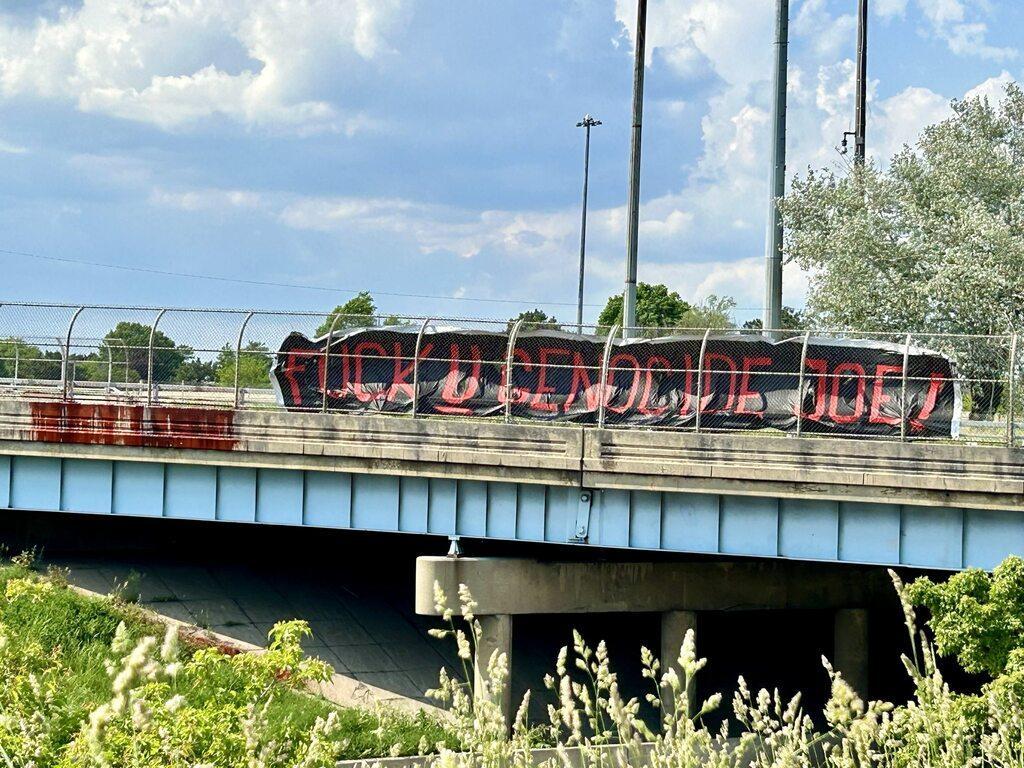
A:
64,581,436,714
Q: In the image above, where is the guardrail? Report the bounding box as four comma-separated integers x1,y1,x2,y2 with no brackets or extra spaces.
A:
0,301,1017,446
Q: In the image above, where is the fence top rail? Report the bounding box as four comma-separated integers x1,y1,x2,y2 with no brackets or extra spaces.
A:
0,301,1018,342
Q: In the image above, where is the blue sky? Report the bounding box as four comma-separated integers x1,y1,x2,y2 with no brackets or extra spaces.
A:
0,0,1021,325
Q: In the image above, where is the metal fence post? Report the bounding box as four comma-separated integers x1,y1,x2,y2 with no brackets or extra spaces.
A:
61,306,85,400
106,341,113,391
694,328,712,433
899,332,912,442
13,343,18,387
597,324,619,428
412,317,433,418
146,308,168,407
795,330,811,437
321,312,348,414
1007,333,1018,447
504,318,525,423
233,311,255,410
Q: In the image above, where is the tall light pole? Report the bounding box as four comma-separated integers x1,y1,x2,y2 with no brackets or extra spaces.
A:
576,114,602,334
762,0,789,336
854,0,868,165
623,0,648,337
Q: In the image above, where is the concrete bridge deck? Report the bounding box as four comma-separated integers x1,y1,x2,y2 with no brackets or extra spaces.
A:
0,400,1021,571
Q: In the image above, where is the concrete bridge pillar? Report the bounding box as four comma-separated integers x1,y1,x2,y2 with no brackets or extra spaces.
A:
833,608,869,697
474,613,513,726
417,556,886,724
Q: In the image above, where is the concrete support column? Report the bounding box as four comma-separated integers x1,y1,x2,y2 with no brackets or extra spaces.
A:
474,614,513,726
661,610,698,714
833,608,869,697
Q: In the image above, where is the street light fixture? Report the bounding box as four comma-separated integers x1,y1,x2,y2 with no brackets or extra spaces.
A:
576,114,602,334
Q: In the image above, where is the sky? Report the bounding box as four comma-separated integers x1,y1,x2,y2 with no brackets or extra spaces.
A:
0,0,1021,326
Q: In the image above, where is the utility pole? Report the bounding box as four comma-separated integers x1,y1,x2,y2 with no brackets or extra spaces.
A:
762,0,788,336
576,114,602,335
623,0,647,337
854,0,868,164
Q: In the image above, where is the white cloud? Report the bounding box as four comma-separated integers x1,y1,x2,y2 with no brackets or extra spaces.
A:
875,0,910,20
280,196,580,261
149,187,262,212
68,153,153,186
965,70,1015,104
793,0,856,60
0,0,410,132
0,138,27,154
629,256,810,310
914,0,1016,61
614,0,774,85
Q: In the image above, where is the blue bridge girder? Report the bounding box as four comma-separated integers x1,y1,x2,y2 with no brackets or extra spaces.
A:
0,400,1022,572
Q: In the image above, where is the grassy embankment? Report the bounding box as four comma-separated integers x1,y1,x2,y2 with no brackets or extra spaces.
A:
0,555,455,767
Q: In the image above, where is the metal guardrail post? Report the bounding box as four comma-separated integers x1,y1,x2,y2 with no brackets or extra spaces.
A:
504,318,525,423
412,317,433,418
146,308,168,407
321,312,346,414
899,332,912,442
694,328,712,433
61,306,85,400
1007,333,1018,447
597,323,619,428
233,311,256,410
795,330,811,437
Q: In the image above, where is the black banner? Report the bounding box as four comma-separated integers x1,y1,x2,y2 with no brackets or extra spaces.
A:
272,327,961,438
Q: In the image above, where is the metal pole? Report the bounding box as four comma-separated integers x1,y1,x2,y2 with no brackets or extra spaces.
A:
854,0,868,165
622,0,648,337
900,332,912,441
13,344,18,387
412,317,432,418
796,331,810,437
233,312,255,410
762,0,789,337
106,341,113,391
62,306,85,400
576,115,601,335
504,319,525,423
597,324,620,428
321,312,346,414
1007,333,1017,447
694,328,712,433
146,309,167,407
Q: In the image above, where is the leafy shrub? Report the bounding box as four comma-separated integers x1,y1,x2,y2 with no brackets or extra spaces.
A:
0,563,453,767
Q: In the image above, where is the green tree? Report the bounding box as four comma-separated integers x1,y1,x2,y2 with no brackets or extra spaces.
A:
214,342,272,389
597,283,692,332
509,309,559,332
316,292,377,336
102,322,185,383
742,307,806,332
782,83,1024,419
174,357,217,385
907,556,1024,677
679,295,737,330
0,338,59,380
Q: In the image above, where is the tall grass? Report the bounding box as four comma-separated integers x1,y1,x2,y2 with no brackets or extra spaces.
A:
425,572,1024,768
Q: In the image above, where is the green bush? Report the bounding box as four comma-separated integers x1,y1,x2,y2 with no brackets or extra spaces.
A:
0,564,453,767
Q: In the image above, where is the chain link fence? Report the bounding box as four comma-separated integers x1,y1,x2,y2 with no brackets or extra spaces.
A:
0,302,1016,446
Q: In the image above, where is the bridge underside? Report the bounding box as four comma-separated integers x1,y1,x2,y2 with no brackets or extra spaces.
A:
0,452,1019,571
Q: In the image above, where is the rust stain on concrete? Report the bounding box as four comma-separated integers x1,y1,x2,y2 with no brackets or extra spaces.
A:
30,402,237,451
